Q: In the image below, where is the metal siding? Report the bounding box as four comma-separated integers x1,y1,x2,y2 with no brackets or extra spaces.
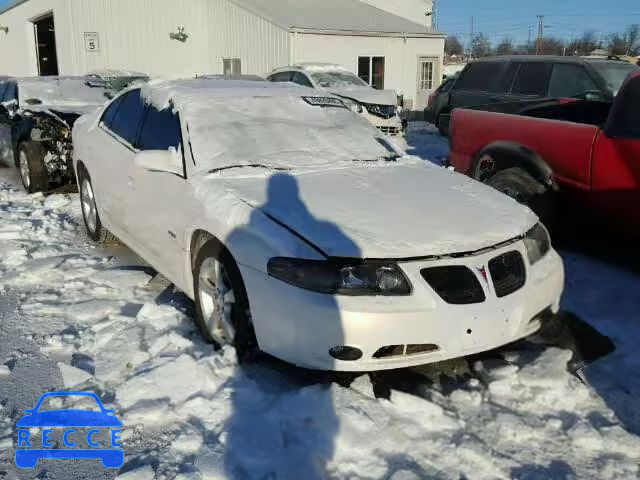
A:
0,0,288,77
292,33,444,108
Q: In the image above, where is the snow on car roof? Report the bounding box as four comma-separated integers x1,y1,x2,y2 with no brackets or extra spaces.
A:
87,69,148,78
141,79,393,173
17,76,112,113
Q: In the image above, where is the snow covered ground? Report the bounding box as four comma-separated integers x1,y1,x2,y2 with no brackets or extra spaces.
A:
1,125,639,479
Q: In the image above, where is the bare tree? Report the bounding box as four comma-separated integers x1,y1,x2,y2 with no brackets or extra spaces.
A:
470,33,491,58
495,37,514,55
445,35,464,56
567,31,599,56
624,24,640,55
536,37,565,56
608,32,628,55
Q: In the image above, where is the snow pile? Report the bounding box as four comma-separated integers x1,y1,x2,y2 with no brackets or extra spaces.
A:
1,160,640,480
17,76,111,113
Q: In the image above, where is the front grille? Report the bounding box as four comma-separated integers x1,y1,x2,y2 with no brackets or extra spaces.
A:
365,103,397,119
489,251,526,298
421,266,486,304
377,126,400,136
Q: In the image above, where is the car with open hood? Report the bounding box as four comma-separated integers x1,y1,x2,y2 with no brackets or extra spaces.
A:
72,79,564,371
267,63,404,137
0,76,114,192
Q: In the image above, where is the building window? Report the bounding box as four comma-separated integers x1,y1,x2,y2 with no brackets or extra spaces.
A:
222,58,241,75
358,56,385,89
418,59,435,90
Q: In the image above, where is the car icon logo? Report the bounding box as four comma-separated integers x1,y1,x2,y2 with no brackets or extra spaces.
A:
15,391,124,469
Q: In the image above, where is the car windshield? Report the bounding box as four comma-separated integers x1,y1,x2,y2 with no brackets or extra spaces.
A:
592,62,640,95
19,78,114,109
181,94,397,174
37,395,102,412
310,71,369,88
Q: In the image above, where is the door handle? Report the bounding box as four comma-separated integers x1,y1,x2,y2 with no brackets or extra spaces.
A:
127,176,135,189
489,96,502,102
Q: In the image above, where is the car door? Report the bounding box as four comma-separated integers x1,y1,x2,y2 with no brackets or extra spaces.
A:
126,104,189,285
0,81,17,166
87,89,146,233
590,73,640,232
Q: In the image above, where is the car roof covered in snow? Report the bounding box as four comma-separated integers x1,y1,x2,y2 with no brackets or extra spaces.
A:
14,76,113,114
140,79,392,174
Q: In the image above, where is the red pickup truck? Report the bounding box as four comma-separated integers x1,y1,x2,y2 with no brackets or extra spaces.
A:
448,72,640,235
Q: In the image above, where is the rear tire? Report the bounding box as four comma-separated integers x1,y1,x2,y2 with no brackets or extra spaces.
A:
18,141,49,193
78,168,117,244
486,167,555,229
193,240,258,361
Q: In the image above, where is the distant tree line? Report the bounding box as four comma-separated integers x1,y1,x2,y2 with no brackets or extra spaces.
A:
445,24,640,59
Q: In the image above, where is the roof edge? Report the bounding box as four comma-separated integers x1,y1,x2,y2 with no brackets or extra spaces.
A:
290,27,444,38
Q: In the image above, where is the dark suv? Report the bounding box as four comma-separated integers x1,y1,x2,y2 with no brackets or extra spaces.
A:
437,56,639,135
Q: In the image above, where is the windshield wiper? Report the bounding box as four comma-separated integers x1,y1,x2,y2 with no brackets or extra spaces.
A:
208,164,291,174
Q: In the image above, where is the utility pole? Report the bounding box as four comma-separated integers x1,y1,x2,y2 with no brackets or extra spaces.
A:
432,0,438,30
536,15,545,55
527,26,532,53
469,16,475,57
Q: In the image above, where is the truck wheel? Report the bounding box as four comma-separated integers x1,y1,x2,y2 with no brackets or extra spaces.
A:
486,167,555,228
193,239,258,362
18,142,49,193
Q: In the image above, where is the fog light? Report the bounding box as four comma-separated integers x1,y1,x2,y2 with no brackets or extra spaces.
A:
329,346,363,361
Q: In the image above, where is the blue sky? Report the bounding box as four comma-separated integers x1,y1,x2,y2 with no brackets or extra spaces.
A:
438,0,640,46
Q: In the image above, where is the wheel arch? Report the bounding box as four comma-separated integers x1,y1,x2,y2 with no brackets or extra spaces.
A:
471,141,558,191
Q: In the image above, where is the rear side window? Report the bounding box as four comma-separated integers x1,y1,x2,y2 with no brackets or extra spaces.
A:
101,95,125,129
511,63,553,96
453,62,509,92
549,64,598,98
137,106,182,151
268,72,292,82
292,72,313,88
107,89,146,145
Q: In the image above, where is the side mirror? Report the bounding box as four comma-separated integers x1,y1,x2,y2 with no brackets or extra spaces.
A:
134,148,183,175
584,90,604,102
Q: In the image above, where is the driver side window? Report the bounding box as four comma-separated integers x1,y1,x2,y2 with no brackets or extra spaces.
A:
292,72,314,88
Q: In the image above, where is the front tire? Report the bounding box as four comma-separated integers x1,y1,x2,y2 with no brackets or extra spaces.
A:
18,141,49,193
486,167,555,228
78,169,117,244
193,240,258,361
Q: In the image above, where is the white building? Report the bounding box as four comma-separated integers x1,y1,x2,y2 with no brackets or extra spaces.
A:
0,0,444,109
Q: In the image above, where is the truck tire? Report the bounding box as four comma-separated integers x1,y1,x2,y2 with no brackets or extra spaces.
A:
18,142,49,193
486,167,555,228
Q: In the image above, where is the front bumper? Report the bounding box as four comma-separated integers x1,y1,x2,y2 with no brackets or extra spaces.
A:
241,242,564,372
360,110,403,136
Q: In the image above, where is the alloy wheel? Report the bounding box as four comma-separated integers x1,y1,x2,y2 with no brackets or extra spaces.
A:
19,151,30,188
198,257,237,346
81,178,98,234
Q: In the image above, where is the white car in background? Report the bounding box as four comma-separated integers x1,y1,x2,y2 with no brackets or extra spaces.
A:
268,63,404,137
72,79,564,371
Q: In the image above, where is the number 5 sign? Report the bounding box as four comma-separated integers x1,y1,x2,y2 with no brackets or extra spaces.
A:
84,32,100,53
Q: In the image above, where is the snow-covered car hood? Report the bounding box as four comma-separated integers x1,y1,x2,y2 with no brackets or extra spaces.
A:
205,162,538,258
324,86,398,106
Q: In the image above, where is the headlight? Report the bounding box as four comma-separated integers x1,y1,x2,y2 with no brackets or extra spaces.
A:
268,258,411,296
524,223,551,264
341,98,363,114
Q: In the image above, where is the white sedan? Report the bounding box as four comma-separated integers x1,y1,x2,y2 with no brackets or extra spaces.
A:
72,80,565,371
